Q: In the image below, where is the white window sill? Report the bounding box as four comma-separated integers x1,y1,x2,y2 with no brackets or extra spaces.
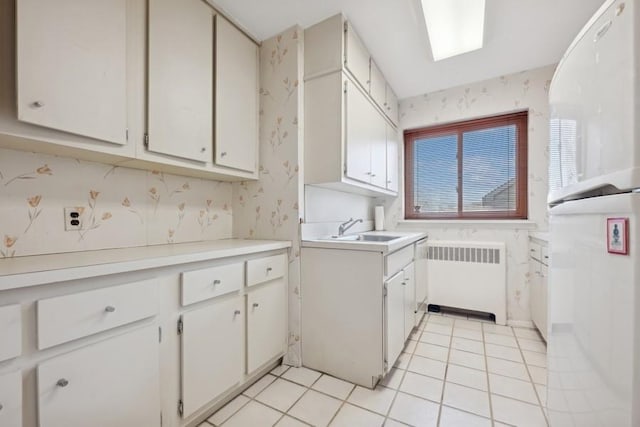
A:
396,219,538,230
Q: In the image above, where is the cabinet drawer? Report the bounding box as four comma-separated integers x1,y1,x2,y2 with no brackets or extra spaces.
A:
0,370,22,427
529,242,541,261
247,253,287,287
541,246,549,265
181,262,243,306
37,279,158,349
386,245,414,277
0,304,21,362
38,326,160,427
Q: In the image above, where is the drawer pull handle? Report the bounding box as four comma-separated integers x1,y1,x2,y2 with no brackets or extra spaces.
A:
201,147,206,152
31,101,44,108
266,267,273,273
56,379,69,387
401,281,406,286
221,151,227,157
213,279,221,285
252,303,259,308
234,310,241,315
105,306,116,313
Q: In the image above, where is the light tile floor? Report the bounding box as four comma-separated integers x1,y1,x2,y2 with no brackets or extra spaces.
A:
202,311,548,427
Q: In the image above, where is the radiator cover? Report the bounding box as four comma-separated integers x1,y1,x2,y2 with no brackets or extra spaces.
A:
426,241,507,325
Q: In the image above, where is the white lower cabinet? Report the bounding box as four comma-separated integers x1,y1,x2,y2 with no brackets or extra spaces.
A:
385,271,405,370
403,262,416,339
0,370,22,427
37,325,160,427
302,242,419,388
529,240,548,341
180,295,243,418
247,279,287,373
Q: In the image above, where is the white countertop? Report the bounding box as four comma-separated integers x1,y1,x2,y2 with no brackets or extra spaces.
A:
302,231,427,254
0,239,291,291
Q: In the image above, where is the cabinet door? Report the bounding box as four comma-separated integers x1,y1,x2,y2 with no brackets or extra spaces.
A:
148,0,212,162
247,279,287,373
16,0,127,145
181,295,243,418
530,260,544,337
370,112,388,188
385,272,405,370
345,80,372,184
385,125,399,193
0,371,21,427
540,265,548,341
215,15,259,172
38,326,160,427
385,85,399,126
344,21,370,89
403,262,416,339
369,60,386,108
0,304,21,362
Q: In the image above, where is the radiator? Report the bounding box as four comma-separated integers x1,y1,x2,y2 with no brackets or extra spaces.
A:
427,241,507,325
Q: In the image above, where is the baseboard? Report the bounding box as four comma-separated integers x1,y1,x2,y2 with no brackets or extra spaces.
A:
507,319,536,329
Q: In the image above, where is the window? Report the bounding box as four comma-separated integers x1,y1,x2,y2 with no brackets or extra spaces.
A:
404,111,528,219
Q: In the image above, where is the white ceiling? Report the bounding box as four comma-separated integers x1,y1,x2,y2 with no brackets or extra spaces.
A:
209,0,605,99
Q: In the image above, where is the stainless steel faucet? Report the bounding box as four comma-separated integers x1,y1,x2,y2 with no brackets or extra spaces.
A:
338,218,363,236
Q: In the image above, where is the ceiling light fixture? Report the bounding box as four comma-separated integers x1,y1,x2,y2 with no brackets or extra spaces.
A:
421,0,486,61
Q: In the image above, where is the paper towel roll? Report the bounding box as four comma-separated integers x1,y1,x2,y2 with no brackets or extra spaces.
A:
375,206,384,231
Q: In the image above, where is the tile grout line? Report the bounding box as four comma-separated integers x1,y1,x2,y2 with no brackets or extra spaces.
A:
436,314,457,426
481,321,497,426
514,333,550,426
383,312,425,426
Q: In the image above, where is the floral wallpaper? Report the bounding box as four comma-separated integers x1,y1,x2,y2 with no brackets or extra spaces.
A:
232,26,303,366
0,147,232,258
383,65,555,323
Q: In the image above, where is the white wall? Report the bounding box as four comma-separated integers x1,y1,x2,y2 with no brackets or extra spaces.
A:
232,26,304,365
382,65,555,323
0,147,232,258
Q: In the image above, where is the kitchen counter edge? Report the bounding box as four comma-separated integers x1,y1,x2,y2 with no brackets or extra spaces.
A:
0,239,291,291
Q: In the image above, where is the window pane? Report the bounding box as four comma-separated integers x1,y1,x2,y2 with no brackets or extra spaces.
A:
462,125,516,213
412,134,458,214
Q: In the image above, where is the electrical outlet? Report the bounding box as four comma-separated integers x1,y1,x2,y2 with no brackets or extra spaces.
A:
64,207,83,231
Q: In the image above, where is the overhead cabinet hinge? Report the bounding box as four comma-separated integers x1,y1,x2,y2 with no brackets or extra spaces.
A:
383,283,388,297
158,326,162,343
177,318,183,335
144,133,149,148
178,400,184,416
125,128,129,141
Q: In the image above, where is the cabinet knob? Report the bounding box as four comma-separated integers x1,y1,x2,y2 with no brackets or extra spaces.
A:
252,303,259,308
221,152,227,157
401,281,406,286
266,267,273,273
213,279,221,285
234,310,241,315
31,101,44,108
371,174,376,177
200,147,206,152
387,180,392,184
0,403,3,411
104,306,116,313
56,379,69,388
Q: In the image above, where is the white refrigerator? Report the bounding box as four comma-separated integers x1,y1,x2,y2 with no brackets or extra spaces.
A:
547,0,640,426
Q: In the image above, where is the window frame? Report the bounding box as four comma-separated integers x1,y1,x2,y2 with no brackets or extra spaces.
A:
404,111,528,220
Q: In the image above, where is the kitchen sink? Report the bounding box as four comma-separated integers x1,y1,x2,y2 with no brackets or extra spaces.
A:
326,234,403,242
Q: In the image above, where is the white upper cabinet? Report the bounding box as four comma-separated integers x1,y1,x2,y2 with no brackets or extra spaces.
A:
16,0,128,145
369,60,386,110
147,0,213,162
214,15,259,173
344,21,371,90
385,126,399,192
304,14,399,197
385,85,399,126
